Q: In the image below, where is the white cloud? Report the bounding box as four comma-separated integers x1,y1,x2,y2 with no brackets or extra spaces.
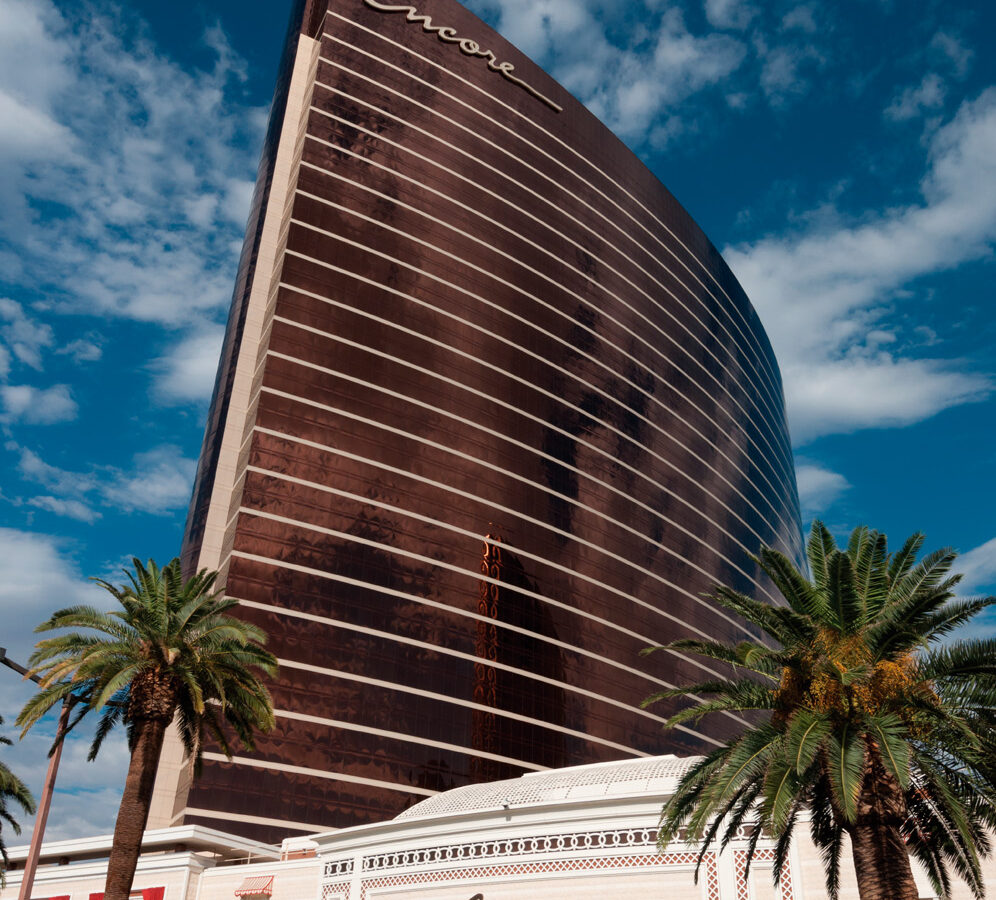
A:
795,461,849,517
100,445,196,515
474,0,591,61
220,177,255,227
0,384,77,424
11,724,130,799
0,90,71,160
885,72,946,122
930,31,973,80
13,443,195,516
33,787,124,843
56,337,102,363
0,0,264,332
781,4,818,34
0,527,126,844
15,445,96,495
705,0,756,31
152,326,225,403
468,0,747,144
957,536,996,595
785,357,986,440
27,495,100,523
0,298,55,370
471,0,836,138
0,528,99,673
0,0,73,164
0,0,72,107
582,9,746,142
754,37,821,104
725,88,996,443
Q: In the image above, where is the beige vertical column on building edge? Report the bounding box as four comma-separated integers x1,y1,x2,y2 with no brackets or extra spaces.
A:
145,31,322,831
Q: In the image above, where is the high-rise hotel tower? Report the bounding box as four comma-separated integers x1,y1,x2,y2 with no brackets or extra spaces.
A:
150,0,802,843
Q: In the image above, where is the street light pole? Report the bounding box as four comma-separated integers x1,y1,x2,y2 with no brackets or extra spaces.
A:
0,648,71,900
17,699,72,900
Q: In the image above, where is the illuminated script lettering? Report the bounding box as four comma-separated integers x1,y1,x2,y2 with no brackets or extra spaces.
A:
362,0,563,112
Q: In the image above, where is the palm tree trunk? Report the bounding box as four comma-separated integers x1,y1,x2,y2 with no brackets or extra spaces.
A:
103,716,168,900
850,819,918,900
849,744,918,900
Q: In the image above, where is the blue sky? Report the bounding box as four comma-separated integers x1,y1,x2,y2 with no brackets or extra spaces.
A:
0,0,993,842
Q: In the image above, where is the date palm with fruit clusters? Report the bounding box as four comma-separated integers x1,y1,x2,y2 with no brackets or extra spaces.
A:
644,522,996,900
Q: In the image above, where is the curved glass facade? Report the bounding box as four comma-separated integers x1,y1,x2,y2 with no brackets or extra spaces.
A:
154,0,802,843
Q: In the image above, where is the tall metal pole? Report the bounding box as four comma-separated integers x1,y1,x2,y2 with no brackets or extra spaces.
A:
0,648,69,900
16,699,72,900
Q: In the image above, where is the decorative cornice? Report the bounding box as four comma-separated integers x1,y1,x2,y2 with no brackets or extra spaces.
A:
361,0,563,112
356,827,659,875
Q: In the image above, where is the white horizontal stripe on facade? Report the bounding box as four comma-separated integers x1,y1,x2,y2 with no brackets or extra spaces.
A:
270,705,546,772
231,493,755,651
248,401,773,609
272,654,667,755
181,806,326,834
260,335,785,608
292,121,798,538
235,583,696,731
324,10,783,406
272,267,796,564
271,248,791,590
253,340,782,612
283,211,798,551
229,553,732,751
251,379,776,634
200,751,437,796
253,403,747,595
297,122,784,453
319,16,788,421
305,69,791,475
233,475,742,696
292,159,797,521
276,258,795,564
298,111,796,507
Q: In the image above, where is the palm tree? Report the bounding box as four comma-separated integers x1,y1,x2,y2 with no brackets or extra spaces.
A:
643,522,996,900
16,558,277,900
0,715,35,886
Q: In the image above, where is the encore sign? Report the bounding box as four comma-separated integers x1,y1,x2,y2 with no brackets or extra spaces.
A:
362,0,563,112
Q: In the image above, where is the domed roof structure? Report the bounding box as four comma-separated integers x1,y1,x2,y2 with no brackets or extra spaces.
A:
396,754,702,819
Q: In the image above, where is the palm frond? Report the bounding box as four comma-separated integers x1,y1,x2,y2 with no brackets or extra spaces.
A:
891,547,958,606
757,546,825,619
806,520,837,592
866,713,911,789
642,639,780,679
826,551,865,633
785,709,832,774
18,556,276,809
761,755,803,831
918,638,996,681
918,596,996,643
888,532,925,588
807,773,845,899
711,585,815,644
825,723,865,822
